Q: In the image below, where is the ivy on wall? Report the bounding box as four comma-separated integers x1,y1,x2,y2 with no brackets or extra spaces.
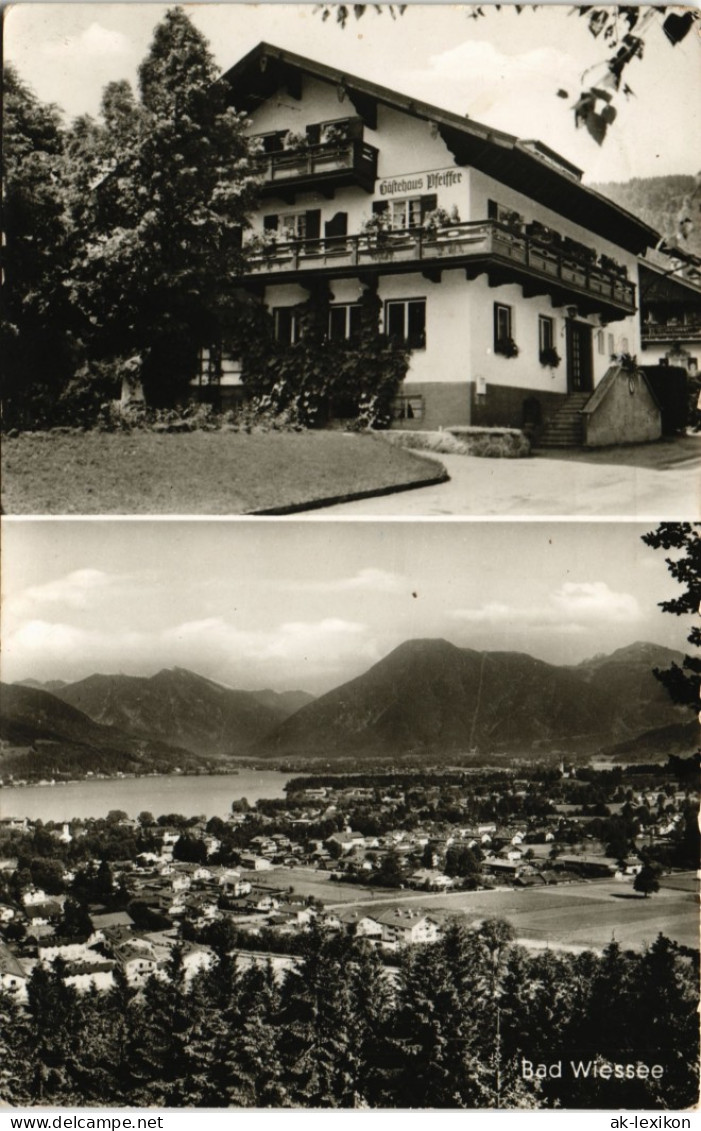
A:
226,286,410,429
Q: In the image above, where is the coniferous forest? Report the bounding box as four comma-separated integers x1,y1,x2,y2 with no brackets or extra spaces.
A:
1,919,698,1110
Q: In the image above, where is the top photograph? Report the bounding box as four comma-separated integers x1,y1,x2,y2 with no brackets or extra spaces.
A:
2,2,700,517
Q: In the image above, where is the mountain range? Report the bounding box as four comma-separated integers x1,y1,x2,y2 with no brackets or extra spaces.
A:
2,640,694,780
253,639,691,761
591,174,701,258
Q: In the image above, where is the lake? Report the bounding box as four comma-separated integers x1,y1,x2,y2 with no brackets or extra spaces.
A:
0,770,291,822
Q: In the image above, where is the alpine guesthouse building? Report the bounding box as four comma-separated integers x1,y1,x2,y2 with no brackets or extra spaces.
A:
197,43,667,443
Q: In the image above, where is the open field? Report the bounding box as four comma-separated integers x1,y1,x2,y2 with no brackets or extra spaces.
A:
1,430,444,515
251,867,699,951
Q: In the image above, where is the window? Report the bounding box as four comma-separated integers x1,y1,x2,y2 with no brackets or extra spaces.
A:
538,315,554,353
393,394,425,421
389,198,423,230
386,299,426,349
262,209,321,241
494,303,513,348
373,194,437,231
329,304,363,341
597,329,606,355
608,332,615,356
488,199,524,228
253,131,287,154
273,307,300,345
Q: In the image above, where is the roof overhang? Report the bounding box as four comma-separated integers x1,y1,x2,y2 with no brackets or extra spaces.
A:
221,42,660,256
639,260,701,306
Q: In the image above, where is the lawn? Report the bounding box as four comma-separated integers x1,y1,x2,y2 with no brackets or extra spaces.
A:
1,430,446,515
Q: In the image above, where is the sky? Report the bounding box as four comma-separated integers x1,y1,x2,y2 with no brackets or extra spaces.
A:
0,519,688,693
4,2,701,184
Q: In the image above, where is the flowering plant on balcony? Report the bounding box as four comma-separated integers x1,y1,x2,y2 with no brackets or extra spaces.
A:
360,212,392,248
495,336,520,358
282,131,311,153
321,123,350,146
598,253,628,278
539,346,561,368
422,205,461,236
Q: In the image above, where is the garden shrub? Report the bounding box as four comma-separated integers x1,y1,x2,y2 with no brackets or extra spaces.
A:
227,287,410,429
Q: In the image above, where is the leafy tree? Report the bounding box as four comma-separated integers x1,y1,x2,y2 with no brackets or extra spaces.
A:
106,810,129,826
641,524,700,710
373,847,407,888
633,862,661,898
173,833,208,864
65,6,259,406
1,66,79,426
444,844,482,879
57,898,93,939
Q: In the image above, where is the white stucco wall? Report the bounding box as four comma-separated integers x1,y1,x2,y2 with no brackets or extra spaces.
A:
246,76,470,238
244,70,647,410
378,270,470,386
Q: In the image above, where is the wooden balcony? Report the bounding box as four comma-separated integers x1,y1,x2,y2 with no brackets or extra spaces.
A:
641,316,701,343
245,220,636,319
254,140,378,201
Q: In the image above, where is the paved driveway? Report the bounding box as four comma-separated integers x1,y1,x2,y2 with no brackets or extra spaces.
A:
316,435,700,518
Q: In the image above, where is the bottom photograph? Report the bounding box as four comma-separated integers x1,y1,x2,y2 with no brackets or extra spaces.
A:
0,519,698,1111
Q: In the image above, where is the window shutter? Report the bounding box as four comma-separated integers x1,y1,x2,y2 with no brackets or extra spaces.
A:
372,200,389,215
420,194,438,216
325,212,348,238
263,214,279,231
305,210,321,240
346,117,364,140
487,199,498,220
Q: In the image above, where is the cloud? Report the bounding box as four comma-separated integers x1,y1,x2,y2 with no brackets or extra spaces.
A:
395,39,580,127
285,568,406,595
2,613,379,690
24,568,113,604
551,581,640,622
452,581,640,632
3,619,146,674
41,23,131,62
7,569,123,621
162,615,373,666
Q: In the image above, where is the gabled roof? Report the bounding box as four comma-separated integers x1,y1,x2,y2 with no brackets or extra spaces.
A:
222,42,659,255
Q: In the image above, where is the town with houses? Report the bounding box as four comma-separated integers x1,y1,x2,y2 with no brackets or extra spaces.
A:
1,765,697,1002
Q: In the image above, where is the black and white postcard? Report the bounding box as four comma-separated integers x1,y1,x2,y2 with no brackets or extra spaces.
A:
1,2,699,1119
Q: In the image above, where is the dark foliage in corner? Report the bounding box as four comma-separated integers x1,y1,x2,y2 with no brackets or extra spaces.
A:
641,523,701,712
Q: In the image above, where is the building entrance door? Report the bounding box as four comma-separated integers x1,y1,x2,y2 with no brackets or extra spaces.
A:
566,321,593,393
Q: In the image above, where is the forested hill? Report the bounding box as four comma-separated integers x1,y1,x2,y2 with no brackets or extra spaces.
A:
589,174,701,257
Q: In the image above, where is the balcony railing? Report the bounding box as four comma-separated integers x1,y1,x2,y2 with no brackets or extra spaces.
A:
641,315,701,342
253,140,378,197
245,220,636,315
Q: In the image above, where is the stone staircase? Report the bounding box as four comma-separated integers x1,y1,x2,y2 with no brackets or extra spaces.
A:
537,392,591,448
